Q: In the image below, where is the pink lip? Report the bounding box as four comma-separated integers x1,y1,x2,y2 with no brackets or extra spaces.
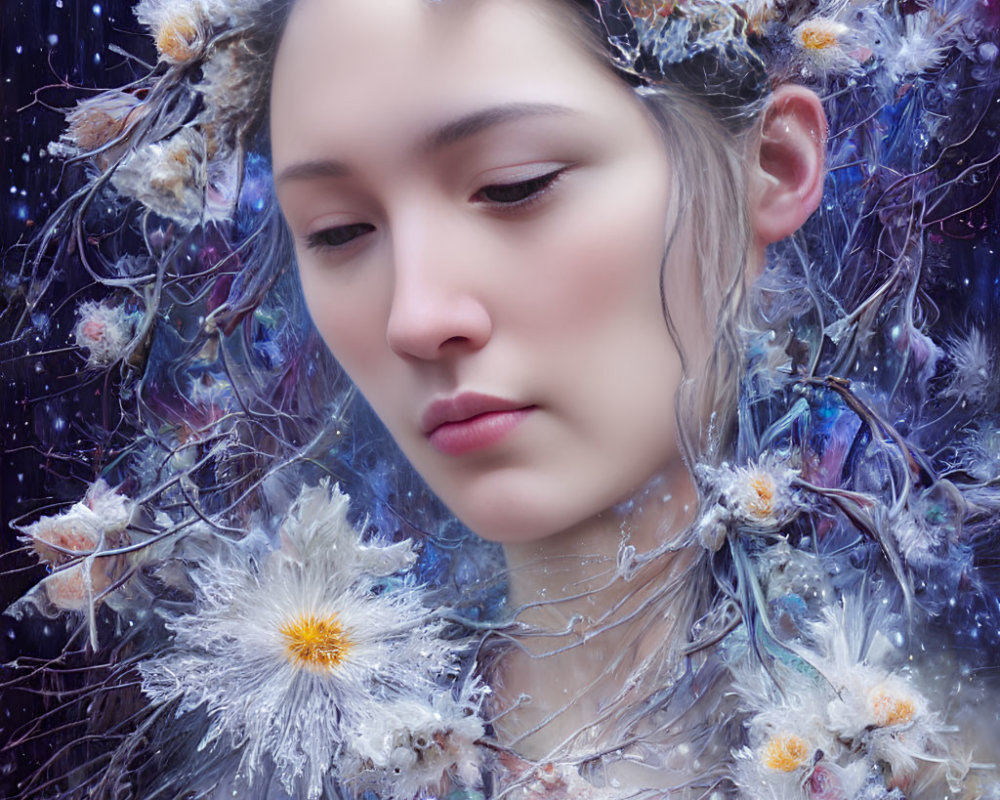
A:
422,393,534,456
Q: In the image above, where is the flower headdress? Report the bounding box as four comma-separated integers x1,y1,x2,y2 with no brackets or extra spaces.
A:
3,1,1000,799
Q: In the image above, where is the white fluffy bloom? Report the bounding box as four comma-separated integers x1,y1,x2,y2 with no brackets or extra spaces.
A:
943,329,994,404
135,0,214,63
342,688,485,799
13,480,134,648
140,481,468,800
48,91,145,163
135,0,276,61
732,657,841,800
793,602,953,781
698,455,800,535
111,128,207,226
792,18,861,74
73,300,136,366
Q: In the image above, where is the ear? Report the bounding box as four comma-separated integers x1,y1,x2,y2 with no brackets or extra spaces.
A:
749,85,827,253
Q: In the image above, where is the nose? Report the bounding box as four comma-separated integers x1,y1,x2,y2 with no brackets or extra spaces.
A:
385,214,493,361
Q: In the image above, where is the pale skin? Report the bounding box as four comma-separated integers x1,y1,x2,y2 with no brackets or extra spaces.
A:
271,0,826,768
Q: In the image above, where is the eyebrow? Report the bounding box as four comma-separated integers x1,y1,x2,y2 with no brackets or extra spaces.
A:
275,102,575,186
422,101,575,151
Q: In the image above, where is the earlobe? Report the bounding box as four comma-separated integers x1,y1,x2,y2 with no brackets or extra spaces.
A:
750,85,828,252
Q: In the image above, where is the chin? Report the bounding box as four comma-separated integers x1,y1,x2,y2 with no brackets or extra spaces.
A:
433,471,628,547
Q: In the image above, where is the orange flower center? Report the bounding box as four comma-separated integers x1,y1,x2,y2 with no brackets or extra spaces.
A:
762,733,810,772
280,613,351,672
870,690,916,726
747,474,776,518
155,18,200,62
800,26,840,51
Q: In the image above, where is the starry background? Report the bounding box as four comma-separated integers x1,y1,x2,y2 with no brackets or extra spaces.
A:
1,3,153,792
1,1,152,603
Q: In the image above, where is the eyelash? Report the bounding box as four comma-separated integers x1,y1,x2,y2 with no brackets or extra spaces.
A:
303,168,566,252
306,222,375,251
473,167,565,209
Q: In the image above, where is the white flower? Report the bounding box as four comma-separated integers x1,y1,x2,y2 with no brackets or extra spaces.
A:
732,745,808,800
135,0,276,62
943,329,994,404
111,128,207,226
13,480,134,649
793,602,952,781
341,687,486,800
136,0,212,63
792,18,861,74
732,657,840,800
698,455,800,533
49,91,145,163
73,300,136,366
140,481,466,800
200,42,261,122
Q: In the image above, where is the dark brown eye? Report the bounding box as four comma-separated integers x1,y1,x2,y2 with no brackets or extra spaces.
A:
306,222,375,250
474,169,564,206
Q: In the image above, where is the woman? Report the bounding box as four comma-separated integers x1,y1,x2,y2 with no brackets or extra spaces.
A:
2,0,999,798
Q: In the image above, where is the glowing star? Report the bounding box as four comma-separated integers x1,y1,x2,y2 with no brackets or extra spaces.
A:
761,733,810,772
139,482,472,800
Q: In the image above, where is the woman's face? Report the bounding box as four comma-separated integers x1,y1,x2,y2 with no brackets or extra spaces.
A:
271,0,693,544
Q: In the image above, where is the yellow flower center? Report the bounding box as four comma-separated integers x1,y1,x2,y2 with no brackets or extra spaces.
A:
799,25,840,51
280,613,351,672
762,733,810,772
870,689,916,727
747,474,776,519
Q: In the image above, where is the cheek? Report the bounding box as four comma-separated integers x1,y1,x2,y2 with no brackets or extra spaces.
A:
508,179,674,361
296,260,392,383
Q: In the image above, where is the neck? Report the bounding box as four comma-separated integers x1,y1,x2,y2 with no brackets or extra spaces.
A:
493,466,704,761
